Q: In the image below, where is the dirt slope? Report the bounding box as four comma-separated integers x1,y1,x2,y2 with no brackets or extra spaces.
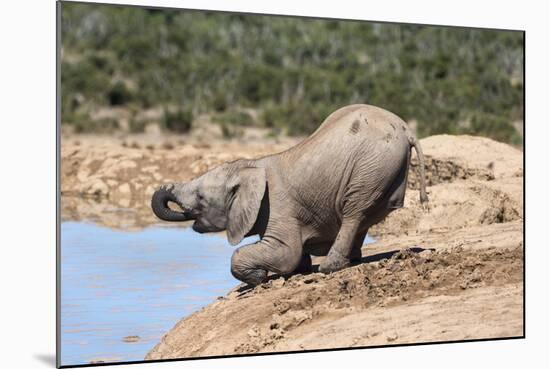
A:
146,242,522,359
141,134,523,360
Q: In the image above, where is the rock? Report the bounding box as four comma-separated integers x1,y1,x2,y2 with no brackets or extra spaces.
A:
118,183,131,195
118,160,137,170
271,277,286,288
247,326,260,338
86,179,109,196
77,169,90,182
122,335,140,343
145,123,162,135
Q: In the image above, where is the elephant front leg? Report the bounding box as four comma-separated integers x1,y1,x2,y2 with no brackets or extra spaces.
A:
230,237,303,286
230,244,268,286
319,217,361,273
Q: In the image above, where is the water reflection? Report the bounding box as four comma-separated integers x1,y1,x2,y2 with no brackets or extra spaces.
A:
61,195,161,230
60,221,254,365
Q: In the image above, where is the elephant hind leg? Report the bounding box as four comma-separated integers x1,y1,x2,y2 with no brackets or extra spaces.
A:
350,232,367,263
319,216,362,273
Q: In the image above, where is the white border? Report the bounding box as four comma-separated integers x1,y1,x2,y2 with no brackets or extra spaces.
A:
2,1,547,369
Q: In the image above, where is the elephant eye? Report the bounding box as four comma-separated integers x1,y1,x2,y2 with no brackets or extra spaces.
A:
197,193,206,204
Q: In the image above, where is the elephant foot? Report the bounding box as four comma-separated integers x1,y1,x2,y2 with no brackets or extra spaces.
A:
293,254,313,275
319,251,350,274
241,269,268,286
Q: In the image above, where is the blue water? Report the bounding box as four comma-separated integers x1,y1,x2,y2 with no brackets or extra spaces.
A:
60,221,255,366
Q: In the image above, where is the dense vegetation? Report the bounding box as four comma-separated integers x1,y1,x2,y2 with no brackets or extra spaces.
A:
61,3,524,144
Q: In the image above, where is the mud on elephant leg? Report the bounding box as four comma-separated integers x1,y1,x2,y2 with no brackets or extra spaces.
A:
230,238,303,286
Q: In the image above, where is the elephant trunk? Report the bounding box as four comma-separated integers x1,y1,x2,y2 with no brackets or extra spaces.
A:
151,185,195,222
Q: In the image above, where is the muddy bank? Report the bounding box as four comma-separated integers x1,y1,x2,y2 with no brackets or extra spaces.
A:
131,134,523,359
146,243,522,359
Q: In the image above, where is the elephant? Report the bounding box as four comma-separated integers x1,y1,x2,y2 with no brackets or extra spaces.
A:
151,104,428,286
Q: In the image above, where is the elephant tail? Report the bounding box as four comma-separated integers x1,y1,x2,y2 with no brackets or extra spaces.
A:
408,135,429,204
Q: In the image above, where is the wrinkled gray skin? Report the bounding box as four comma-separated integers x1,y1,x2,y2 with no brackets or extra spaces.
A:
151,104,428,286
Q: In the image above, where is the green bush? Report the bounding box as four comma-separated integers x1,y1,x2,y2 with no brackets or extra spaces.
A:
163,108,194,133
107,81,133,106
128,117,146,133
220,122,244,139
60,3,524,144
262,103,336,135
73,116,119,133
213,110,254,127
212,92,228,112
469,112,522,146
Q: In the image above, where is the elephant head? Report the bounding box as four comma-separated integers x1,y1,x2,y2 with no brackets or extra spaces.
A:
151,162,266,245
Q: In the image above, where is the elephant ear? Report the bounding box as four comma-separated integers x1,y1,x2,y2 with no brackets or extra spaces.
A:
226,167,266,246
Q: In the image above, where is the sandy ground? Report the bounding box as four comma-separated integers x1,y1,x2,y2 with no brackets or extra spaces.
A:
60,131,524,358
146,243,522,358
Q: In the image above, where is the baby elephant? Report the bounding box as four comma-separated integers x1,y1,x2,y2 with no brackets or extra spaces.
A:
151,104,428,286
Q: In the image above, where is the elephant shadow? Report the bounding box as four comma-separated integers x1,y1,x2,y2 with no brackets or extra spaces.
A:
349,246,434,266
310,246,434,272
233,246,434,295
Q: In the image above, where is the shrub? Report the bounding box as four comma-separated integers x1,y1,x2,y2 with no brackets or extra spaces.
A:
163,108,193,133
107,81,133,106
61,3,524,144
262,103,336,135
213,110,254,127
220,122,244,139
73,116,119,133
469,113,522,145
212,92,228,112
128,117,146,133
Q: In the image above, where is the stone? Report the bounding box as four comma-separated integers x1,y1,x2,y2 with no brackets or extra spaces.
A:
77,169,90,182
86,179,109,196
118,183,131,195
122,335,140,343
